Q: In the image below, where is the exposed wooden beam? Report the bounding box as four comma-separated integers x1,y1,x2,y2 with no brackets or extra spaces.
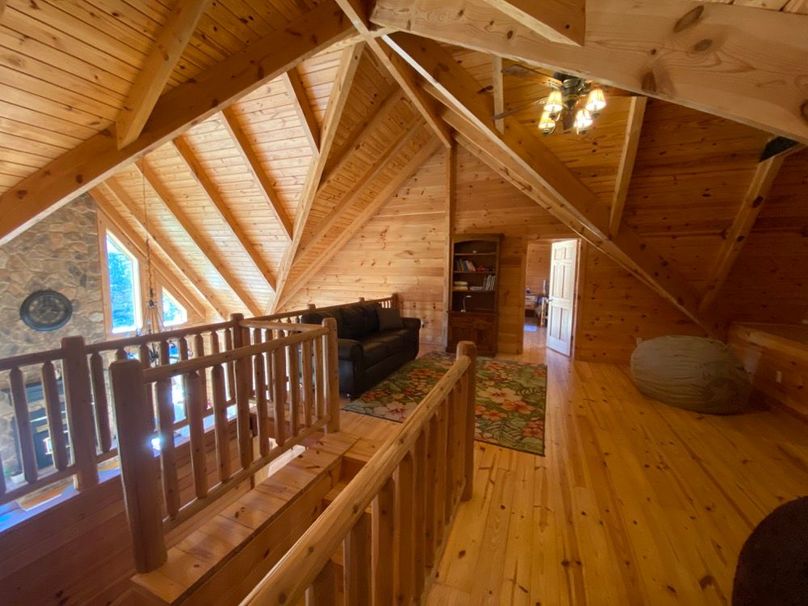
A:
698,154,789,313
136,160,263,316
370,0,808,144
95,180,231,319
444,141,456,347
491,56,505,134
282,68,321,153
384,33,712,331
220,108,295,240
0,2,352,246
609,96,647,237
479,0,586,45
334,0,453,148
116,0,211,149
271,43,365,309
299,115,423,257
172,136,278,290
278,137,443,309
94,195,208,322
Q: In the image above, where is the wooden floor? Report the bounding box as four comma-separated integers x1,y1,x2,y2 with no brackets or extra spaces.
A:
340,324,808,605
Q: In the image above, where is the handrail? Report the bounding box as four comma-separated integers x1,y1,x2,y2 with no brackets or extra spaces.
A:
241,341,477,606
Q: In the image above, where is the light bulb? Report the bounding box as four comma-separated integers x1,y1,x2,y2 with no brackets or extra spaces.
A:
538,111,556,135
544,89,563,116
573,108,593,133
585,87,606,114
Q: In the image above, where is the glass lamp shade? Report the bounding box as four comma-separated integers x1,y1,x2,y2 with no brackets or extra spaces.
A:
544,89,563,117
538,111,557,135
573,108,594,133
585,87,606,114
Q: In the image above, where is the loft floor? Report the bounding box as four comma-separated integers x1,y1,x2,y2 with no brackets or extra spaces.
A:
340,325,808,605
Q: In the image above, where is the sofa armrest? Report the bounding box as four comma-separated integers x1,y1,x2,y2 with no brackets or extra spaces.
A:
338,338,363,362
402,317,422,331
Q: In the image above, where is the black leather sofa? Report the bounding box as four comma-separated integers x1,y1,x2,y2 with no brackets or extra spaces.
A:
301,302,421,397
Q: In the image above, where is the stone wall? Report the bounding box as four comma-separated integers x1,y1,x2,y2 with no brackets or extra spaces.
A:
0,194,106,483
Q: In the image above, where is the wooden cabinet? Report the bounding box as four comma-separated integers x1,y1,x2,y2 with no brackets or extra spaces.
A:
446,234,501,355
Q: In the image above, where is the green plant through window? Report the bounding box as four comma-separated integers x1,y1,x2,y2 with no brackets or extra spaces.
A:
105,234,141,333
162,289,188,327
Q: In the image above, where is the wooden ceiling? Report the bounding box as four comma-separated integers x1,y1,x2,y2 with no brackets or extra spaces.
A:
0,0,805,327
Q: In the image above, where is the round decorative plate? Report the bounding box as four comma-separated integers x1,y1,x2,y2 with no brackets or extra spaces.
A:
20,290,73,332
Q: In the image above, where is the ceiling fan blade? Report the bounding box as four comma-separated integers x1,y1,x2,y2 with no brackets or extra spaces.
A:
493,97,546,120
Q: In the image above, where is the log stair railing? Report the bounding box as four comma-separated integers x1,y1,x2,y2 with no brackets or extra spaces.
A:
240,341,478,606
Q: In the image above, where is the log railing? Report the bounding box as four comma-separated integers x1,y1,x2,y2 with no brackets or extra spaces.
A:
241,341,477,606
110,319,341,572
0,295,395,514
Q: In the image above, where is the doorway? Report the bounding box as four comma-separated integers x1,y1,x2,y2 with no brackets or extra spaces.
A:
523,239,580,357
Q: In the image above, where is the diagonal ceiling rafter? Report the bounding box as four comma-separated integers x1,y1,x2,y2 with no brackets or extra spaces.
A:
383,32,715,333
282,67,321,153
0,1,353,246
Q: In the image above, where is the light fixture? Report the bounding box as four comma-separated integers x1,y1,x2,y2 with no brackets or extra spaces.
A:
585,87,606,114
538,110,557,135
573,108,594,133
544,89,563,118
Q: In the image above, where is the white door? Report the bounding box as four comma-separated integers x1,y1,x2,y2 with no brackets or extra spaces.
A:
546,240,579,356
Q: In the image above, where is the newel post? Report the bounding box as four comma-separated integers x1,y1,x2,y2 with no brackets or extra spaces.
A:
230,312,253,467
110,358,167,572
390,292,400,309
61,336,99,490
322,317,340,433
456,341,476,501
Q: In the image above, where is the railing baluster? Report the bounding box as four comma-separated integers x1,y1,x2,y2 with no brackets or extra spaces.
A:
373,477,396,606
434,402,448,547
254,331,270,457
224,328,236,401
10,367,37,483
301,339,314,427
458,342,477,502
115,347,127,361
272,333,287,446
314,332,325,420
288,341,301,437
444,392,456,523
210,361,231,482
185,370,208,499
41,360,69,471
396,452,415,605
235,353,253,470
306,560,337,605
194,333,208,407
343,513,372,605
62,336,99,490
322,317,340,433
424,414,438,570
156,377,180,518
414,429,428,596
89,352,113,453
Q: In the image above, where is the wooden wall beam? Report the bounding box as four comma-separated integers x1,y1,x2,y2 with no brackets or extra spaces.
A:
385,34,709,330
444,141,456,346
0,2,352,246
172,136,278,290
135,160,263,316
220,108,295,240
370,0,808,144
94,180,230,319
282,68,321,153
278,138,442,309
609,96,647,237
94,196,208,322
479,0,586,45
272,43,365,309
334,0,453,148
116,0,211,149
698,153,792,312
299,115,423,257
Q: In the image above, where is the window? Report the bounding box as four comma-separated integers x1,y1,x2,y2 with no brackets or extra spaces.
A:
105,234,141,333
162,289,188,327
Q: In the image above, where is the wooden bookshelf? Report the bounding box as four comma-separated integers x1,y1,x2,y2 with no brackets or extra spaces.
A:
447,234,501,355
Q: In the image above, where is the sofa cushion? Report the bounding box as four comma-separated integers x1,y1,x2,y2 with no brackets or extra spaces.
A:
337,339,362,362
339,305,367,339
360,303,381,334
301,309,344,336
377,306,403,331
362,339,390,366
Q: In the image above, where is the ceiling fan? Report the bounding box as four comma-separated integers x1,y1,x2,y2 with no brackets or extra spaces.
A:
493,65,607,135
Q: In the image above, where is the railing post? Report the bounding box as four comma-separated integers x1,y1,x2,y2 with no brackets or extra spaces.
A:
110,359,167,573
231,313,253,469
390,292,400,309
457,341,477,501
61,336,99,490
322,317,340,433
307,303,316,311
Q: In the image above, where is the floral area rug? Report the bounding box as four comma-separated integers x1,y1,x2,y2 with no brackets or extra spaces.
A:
343,352,547,456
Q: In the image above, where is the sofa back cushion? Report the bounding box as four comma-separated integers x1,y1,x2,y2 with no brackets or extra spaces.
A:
377,306,403,331
301,308,344,335
301,303,383,339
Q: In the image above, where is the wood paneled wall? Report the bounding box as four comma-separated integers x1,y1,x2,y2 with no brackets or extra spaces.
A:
525,241,551,296
285,149,449,346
